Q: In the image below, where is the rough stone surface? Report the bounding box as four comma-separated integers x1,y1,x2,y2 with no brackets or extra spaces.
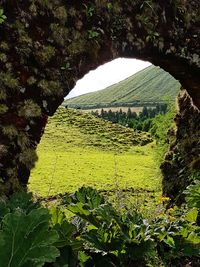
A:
161,90,200,204
0,0,199,197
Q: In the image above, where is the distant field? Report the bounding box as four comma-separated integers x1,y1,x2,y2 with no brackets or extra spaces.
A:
29,108,161,201
83,106,144,114
64,65,180,109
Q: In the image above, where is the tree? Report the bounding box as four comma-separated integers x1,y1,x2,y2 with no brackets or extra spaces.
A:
141,106,149,118
149,108,156,118
127,107,132,119
142,119,152,132
131,111,137,119
101,108,105,118
107,109,113,121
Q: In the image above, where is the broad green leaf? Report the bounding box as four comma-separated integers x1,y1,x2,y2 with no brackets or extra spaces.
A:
187,232,200,245
8,191,39,213
0,8,6,24
185,208,198,223
185,181,200,208
124,240,155,260
52,246,77,267
0,208,59,267
54,220,79,249
164,236,175,248
82,226,123,252
0,200,10,220
0,191,38,221
78,251,92,266
173,236,200,257
50,207,66,225
63,187,105,209
65,191,110,226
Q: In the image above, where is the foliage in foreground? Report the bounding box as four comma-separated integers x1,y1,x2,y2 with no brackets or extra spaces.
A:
0,192,59,267
0,186,200,267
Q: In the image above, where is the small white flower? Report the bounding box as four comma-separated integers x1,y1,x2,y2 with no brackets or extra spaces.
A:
20,87,26,93
42,100,48,108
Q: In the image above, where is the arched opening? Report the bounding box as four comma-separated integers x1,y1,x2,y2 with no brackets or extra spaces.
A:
0,2,200,266
28,57,183,207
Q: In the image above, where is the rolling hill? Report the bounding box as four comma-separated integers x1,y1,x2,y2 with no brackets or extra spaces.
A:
29,108,160,197
37,107,152,153
63,65,180,109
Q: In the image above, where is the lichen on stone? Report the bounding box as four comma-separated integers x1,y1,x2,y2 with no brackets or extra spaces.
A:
0,42,9,51
17,132,31,151
0,53,7,63
27,76,37,86
0,89,7,100
50,23,69,46
18,148,38,169
2,125,18,140
18,100,42,119
53,6,68,23
38,80,63,96
0,104,8,114
35,45,56,65
0,72,19,90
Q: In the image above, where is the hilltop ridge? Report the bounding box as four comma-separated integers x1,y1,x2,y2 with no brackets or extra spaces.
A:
64,65,180,109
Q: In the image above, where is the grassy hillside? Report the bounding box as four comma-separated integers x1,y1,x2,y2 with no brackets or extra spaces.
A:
64,65,180,109
29,108,161,199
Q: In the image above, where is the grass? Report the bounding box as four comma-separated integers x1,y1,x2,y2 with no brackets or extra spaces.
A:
29,108,161,202
64,65,180,109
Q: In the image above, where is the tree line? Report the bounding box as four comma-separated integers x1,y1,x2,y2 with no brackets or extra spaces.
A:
91,103,168,132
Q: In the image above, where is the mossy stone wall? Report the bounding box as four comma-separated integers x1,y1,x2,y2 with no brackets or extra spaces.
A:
0,0,199,197
161,90,200,204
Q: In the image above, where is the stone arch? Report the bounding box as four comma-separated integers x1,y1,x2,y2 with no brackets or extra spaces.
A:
0,0,199,197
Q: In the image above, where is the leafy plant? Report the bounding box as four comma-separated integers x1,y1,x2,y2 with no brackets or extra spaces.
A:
1,188,200,266
50,208,81,267
150,102,176,163
107,3,113,11
0,8,6,24
83,4,94,17
0,193,60,267
62,187,200,266
0,209,59,267
0,191,39,220
61,188,150,265
88,30,99,39
184,179,200,208
61,62,72,71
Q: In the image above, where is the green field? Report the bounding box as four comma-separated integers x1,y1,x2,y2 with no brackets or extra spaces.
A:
29,108,161,200
64,65,180,109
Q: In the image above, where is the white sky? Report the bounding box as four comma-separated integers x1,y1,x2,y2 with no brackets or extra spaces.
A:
66,58,151,99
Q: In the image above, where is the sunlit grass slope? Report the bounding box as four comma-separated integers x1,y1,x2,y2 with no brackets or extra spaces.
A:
64,65,180,109
29,108,161,197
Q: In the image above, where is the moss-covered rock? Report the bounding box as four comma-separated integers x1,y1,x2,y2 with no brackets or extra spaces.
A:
161,90,200,204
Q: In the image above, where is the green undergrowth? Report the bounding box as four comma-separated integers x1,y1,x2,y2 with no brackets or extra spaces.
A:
29,108,161,201
0,186,199,267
